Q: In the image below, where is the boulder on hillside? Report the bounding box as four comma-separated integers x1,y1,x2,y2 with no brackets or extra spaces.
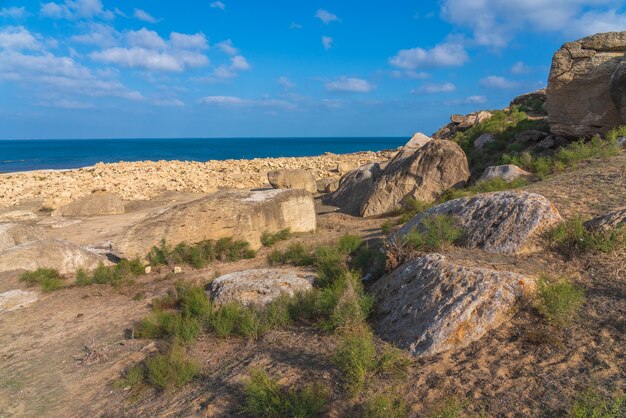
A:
117,189,316,257
395,191,563,254
478,165,534,182
0,223,42,253
53,191,125,217
583,208,626,232
434,111,493,140
0,239,104,274
515,130,548,143
267,169,317,194
208,268,315,306
474,133,495,149
322,163,383,216
546,31,626,138
510,89,547,113
360,139,470,217
371,253,535,357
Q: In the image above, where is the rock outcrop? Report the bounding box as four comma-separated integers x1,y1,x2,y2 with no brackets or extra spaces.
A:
474,133,495,149
478,165,534,182
510,89,547,113
316,178,339,193
371,253,535,357
0,211,38,222
0,239,104,274
0,223,42,253
117,189,316,256
208,269,315,306
395,191,562,254
53,191,125,217
433,111,492,140
584,208,626,232
323,163,383,216
546,31,626,138
359,139,470,217
268,169,317,194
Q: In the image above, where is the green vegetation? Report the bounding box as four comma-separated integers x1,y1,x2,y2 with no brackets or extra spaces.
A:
333,324,377,396
76,258,144,287
605,125,626,142
535,276,585,327
147,237,255,268
403,215,463,253
113,363,145,391
428,397,468,418
260,228,291,247
363,389,408,418
545,217,625,259
145,346,199,390
241,368,328,418
267,243,316,266
19,268,64,292
570,388,626,418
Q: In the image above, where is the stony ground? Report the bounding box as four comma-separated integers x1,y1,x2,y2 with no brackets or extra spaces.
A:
0,153,624,417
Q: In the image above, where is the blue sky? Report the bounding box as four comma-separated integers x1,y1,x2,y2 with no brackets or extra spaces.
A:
0,0,625,139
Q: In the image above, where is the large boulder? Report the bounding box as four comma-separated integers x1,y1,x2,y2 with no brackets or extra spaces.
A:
584,208,626,232
610,54,626,123
478,165,534,182
53,191,125,217
360,139,470,217
395,191,562,254
474,133,495,149
371,253,535,357
322,163,383,216
208,268,315,307
434,111,492,140
546,31,626,138
117,189,316,257
0,239,104,274
0,223,42,253
267,169,317,194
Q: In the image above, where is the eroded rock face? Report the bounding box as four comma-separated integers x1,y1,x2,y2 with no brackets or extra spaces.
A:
395,191,563,254
117,189,316,256
360,139,470,217
53,191,125,217
433,111,492,140
371,254,535,357
474,133,495,149
268,169,317,194
0,223,42,253
316,178,339,193
0,239,104,274
208,268,315,306
0,211,38,222
584,208,626,232
0,290,39,313
478,165,534,182
546,31,626,138
510,89,547,111
611,55,626,123
323,163,383,216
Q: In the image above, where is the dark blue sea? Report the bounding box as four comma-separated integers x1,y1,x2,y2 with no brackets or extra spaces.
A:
0,137,406,173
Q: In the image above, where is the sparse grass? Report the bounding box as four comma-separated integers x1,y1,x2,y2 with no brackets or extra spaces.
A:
113,363,145,391
363,389,408,418
136,311,202,344
19,268,64,292
350,245,386,280
428,396,468,418
545,217,625,259
535,275,585,328
261,228,291,247
145,346,198,390
333,324,377,396
267,243,316,266
77,258,144,287
403,215,463,253
605,125,626,142
337,234,363,254
570,388,626,418
148,237,255,268
241,368,329,418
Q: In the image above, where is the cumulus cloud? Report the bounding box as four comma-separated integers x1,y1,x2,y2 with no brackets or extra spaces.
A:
210,1,226,10
325,77,373,93
510,61,531,75
40,0,114,20
289,22,303,29
70,23,120,47
0,7,27,19
0,26,41,50
389,42,468,69
440,0,626,47
315,9,339,24
230,55,250,70
200,95,296,110
153,99,184,107
322,36,333,50
277,76,295,89
480,75,518,89
126,28,166,49
216,39,238,55
133,8,159,23
170,32,208,50
391,70,430,80
414,82,456,94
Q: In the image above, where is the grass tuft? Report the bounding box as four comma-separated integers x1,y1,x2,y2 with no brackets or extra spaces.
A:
428,396,468,418
333,324,377,396
261,228,291,247
148,237,255,268
402,215,463,253
535,275,585,328
363,389,408,418
570,388,626,418
545,217,625,259
145,345,198,390
19,268,64,292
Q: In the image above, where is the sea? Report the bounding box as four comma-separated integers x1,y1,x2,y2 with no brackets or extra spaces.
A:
0,137,406,173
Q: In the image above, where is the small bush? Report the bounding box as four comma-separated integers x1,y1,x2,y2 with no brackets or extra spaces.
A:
535,276,585,327
207,302,244,338
545,217,625,259
376,346,411,379
570,388,625,418
605,125,626,142
267,243,315,266
428,397,468,418
86,258,143,287
113,363,145,391
145,346,198,390
148,237,255,268
337,234,363,254
261,228,291,247
19,268,64,292
363,390,408,418
403,215,463,252
315,246,348,288
136,311,201,344
241,368,329,418
333,324,377,396
351,245,386,279
381,221,394,234
176,282,212,319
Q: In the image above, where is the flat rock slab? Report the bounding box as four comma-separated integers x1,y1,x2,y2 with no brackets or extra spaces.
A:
395,191,563,254
0,290,39,313
0,239,104,274
479,165,534,182
117,188,316,257
53,191,125,217
0,223,43,253
208,268,315,306
371,253,535,357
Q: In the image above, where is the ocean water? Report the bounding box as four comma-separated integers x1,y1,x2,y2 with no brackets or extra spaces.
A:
0,137,406,173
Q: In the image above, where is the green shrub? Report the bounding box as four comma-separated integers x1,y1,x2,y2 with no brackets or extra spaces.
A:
322,274,374,331
261,228,291,247
148,237,255,268
570,388,626,418
241,368,328,418
176,282,212,319
19,268,64,292
428,397,468,418
545,217,625,259
535,276,585,327
136,311,201,344
350,245,386,279
381,221,394,234
376,346,411,379
208,302,244,338
75,269,91,286
605,125,626,142
113,363,145,391
403,215,463,252
315,246,348,288
145,346,198,390
363,390,408,418
267,243,316,266
338,234,363,254
333,324,377,396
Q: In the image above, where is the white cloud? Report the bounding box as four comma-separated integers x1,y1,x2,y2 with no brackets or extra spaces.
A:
216,39,238,55
200,95,296,110
415,82,456,94
133,8,159,24
391,70,430,80
325,77,373,93
210,1,225,10
289,22,303,29
389,42,468,69
322,36,333,50
201,95,245,105
40,0,114,20
0,7,27,19
440,0,626,47
0,26,41,50
315,9,339,24
40,99,95,109
70,23,120,47
170,32,208,50
277,76,295,89
230,55,250,70
480,75,518,89
510,61,531,75
447,95,488,105
126,28,166,49
153,99,184,107
90,47,208,72
204,54,251,81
